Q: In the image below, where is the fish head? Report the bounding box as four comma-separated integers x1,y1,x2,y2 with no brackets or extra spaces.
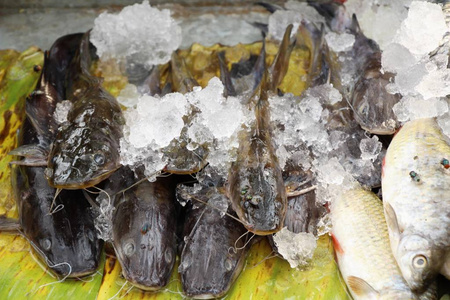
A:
112,183,176,290
18,181,102,278
30,218,101,278
47,125,121,189
179,210,247,299
351,70,400,135
397,234,440,292
228,166,287,235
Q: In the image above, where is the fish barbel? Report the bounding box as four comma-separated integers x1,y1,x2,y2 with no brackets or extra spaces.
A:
382,118,450,292
331,187,436,299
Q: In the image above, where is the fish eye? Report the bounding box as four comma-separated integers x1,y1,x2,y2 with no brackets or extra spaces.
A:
93,153,105,165
412,255,427,269
40,238,52,251
165,249,173,264
225,258,233,271
123,241,136,257
358,102,369,117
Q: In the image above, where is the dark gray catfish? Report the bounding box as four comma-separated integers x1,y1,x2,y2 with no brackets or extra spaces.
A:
227,26,294,235
9,34,103,278
308,0,400,134
46,31,124,189
177,184,250,299
103,167,179,290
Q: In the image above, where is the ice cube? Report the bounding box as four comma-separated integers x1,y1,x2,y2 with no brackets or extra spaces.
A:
273,228,317,268
268,10,303,41
53,100,73,125
90,1,181,68
325,32,355,53
393,95,449,122
395,1,447,57
117,83,140,108
359,136,382,162
381,43,417,74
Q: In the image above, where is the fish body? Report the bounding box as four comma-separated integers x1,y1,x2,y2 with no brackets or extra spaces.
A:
177,185,249,299
331,187,434,299
12,34,102,278
46,32,124,189
108,168,178,290
227,26,294,235
308,0,400,134
382,118,450,292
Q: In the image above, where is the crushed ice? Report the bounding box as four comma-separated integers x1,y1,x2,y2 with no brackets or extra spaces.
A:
90,0,181,69
273,228,317,269
53,100,73,125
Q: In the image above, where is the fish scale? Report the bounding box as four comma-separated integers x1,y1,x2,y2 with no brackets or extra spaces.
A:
382,118,450,291
331,188,424,299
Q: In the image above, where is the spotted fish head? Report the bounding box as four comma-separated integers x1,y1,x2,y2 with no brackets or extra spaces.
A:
112,181,177,290
18,181,103,279
228,166,287,235
47,123,121,189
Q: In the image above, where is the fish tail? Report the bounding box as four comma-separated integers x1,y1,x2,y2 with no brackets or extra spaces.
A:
267,24,295,93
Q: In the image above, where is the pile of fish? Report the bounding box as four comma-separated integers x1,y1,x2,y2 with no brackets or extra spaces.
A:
0,0,449,299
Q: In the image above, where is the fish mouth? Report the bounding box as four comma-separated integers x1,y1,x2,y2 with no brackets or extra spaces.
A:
49,168,119,189
123,272,169,291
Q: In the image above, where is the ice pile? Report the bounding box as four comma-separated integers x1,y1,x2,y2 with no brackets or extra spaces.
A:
273,229,317,268
120,77,250,180
381,1,450,132
269,84,381,202
90,1,181,69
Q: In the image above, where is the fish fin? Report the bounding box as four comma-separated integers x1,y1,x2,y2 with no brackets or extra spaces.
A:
347,276,379,299
349,14,361,34
298,21,329,86
255,2,285,13
384,202,403,236
331,233,344,254
0,217,21,231
218,51,236,97
171,51,199,94
268,24,295,93
9,144,48,164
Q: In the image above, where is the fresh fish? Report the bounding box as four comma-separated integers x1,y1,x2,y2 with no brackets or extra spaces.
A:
227,26,294,235
10,34,103,278
46,31,124,189
160,52,208,174
308,0,400,134
177,184,249,299
104,167,178,290
382,118,450,292
331,187,436,299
